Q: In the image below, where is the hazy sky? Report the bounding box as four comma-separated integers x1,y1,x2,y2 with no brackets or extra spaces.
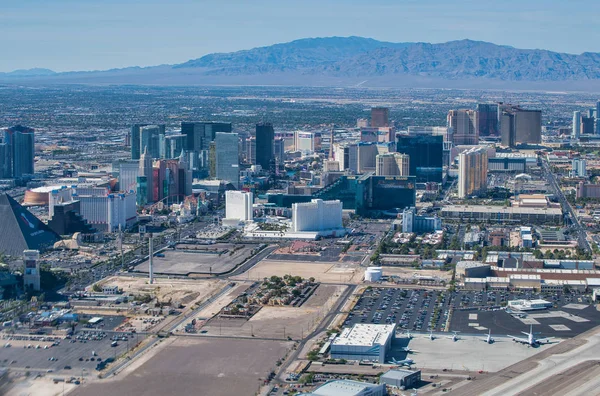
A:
2,0,600,72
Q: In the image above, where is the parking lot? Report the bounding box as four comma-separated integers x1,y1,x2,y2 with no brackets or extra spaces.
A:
343,287,600,338
449,289,600,338
343,288,452,332
133,243,257,275
1,329,142,376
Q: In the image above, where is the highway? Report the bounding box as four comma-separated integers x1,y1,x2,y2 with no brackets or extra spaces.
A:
541,158,591,252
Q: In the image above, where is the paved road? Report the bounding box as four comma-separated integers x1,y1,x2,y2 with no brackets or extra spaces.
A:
542,159,591,252
274,284,356,384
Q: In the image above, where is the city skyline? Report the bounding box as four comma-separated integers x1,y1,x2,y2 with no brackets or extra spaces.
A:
2,0,600,72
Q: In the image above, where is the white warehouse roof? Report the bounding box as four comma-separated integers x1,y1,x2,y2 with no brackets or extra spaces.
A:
332,323,396,348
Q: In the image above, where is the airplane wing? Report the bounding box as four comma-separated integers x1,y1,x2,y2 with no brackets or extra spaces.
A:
508,335,528,344
537,338,552,344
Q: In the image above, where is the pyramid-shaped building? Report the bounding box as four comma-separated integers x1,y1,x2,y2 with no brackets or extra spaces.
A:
0,193,60,256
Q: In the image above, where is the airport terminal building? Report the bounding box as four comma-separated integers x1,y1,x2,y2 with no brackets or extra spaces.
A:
331,323,396,363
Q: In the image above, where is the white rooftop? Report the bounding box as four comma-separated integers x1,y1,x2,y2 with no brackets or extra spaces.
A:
456,261,488,269
307,380,383,396
332,323,395,348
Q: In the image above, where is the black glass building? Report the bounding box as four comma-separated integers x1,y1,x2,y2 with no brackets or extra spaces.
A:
396,135,443,182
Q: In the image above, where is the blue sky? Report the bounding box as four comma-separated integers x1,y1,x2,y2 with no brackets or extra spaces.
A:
2,0,599,72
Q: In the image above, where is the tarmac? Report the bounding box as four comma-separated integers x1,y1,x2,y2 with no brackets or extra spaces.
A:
446,323,600,396
389,334,543,372
450,304,600,338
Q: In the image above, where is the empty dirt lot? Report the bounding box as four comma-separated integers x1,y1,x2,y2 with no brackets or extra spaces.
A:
70,337,293,396
237,259,360,283
200,284,347,339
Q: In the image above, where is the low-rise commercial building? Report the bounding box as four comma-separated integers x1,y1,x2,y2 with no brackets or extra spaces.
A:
331,323,396,363
380,369,421,389
299,379,387,396
441,205,562,225
455,261,491,279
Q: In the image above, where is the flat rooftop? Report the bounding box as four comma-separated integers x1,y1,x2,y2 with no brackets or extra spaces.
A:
442,205,562,215
332,323,395,347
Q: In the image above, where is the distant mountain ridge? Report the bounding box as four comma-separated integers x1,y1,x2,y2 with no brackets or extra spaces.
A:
3,37,600,89
0,68,56,77
175,37,600,81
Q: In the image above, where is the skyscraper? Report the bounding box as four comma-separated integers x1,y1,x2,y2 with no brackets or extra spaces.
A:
246,136,256,165
447,110,478,145
181,122,232,175
255,123,274,170
573,111,581,140
215,132,240,188
582,116,595,135
458,146,488,198
396,135,443,182
138,148,154,205
165,134,186,159
476,104,499,136
499,106,542,146
130,124,148,160
0,142,10,178
375,153,409,176
500,112,516,148
371,107,389,128
140,125,162,159
514,110,542,144
273,137,285,164
3,125,35,178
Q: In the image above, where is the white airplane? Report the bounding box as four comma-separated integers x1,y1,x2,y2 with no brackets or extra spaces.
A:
508,325,551,347
4,343,10,348
401,346,416,354
388,357,415,367
482,329,495,344
447,331,460,342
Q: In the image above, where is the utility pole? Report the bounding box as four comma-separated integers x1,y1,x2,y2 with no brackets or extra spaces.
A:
119,224,124,269
148,233,154,284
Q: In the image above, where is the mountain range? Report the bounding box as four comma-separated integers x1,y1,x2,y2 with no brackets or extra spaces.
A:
4,37,600,90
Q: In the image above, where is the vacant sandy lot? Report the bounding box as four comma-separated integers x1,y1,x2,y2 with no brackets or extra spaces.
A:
98,276,223,306
201,285,347,339
70,338,292,396
237,259,358,283
6,377,78,396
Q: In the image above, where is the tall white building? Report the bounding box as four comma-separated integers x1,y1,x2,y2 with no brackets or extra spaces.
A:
573,111,581,140
572,158,587,178
292,199,342,232
119,161,139,193
215,132,240,188
458,146,488,198
225,191,253,222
